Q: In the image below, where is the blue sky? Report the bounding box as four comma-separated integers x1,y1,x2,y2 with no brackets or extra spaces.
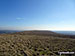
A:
0,0,75,30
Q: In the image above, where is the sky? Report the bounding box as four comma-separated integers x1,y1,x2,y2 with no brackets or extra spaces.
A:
0,0,75,31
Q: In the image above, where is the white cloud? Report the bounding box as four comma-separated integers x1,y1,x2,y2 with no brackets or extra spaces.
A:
16,18,24,20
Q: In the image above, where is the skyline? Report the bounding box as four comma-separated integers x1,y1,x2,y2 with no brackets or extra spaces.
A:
0,0,75,31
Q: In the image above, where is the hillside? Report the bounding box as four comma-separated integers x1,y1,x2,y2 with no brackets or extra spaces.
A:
0,30,75,56
12,30,58,36
12,30,75,39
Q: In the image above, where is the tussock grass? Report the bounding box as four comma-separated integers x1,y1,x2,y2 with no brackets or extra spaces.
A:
0,33,75,56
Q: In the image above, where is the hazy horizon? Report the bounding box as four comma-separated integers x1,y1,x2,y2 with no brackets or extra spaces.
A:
0,0,75,31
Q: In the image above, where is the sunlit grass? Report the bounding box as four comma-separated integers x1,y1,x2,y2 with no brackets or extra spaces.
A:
0,34,75,56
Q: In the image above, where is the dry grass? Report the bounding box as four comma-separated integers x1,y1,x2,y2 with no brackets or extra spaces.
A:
0,33,75,56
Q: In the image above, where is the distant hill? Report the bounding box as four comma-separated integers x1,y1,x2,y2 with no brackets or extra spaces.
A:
12,30,75,39
0,30,75,38
54,31,75,35
14,30,57,35
0,30,21,34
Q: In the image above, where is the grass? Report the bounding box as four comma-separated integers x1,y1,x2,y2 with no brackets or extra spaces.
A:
0,32,75,56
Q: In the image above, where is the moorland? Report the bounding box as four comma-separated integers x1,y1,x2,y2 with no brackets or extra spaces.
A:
0,30,75,56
